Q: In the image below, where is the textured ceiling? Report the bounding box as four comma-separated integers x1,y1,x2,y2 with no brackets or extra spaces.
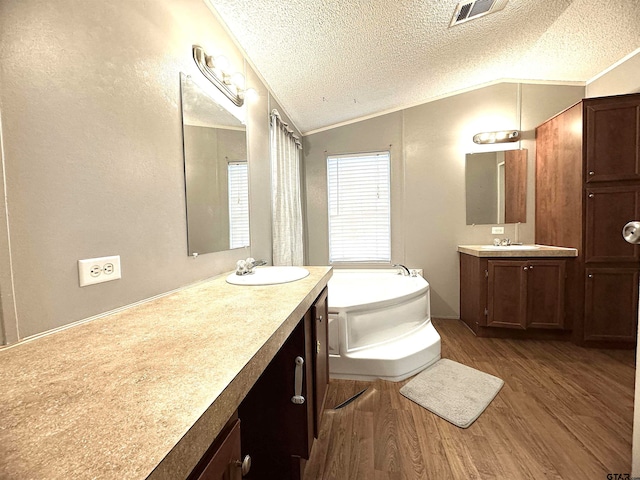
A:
206,0,640,134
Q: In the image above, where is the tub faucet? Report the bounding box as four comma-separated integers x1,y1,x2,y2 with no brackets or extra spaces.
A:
392,264,410,276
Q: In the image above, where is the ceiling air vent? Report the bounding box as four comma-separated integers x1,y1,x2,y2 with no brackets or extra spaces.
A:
450,0,508,27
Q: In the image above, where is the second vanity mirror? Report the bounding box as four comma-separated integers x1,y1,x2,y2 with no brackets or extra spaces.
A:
180,72,249,256
465,149,527,225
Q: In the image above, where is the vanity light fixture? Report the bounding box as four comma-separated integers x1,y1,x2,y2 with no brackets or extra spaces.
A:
473,130,521,144
192,45,246,107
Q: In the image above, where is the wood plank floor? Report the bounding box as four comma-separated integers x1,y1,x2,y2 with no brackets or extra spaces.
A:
304,318,636,480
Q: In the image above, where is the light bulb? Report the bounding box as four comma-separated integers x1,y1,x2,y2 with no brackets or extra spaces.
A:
231,73,245,89
214,55,229,72
244,88,259,101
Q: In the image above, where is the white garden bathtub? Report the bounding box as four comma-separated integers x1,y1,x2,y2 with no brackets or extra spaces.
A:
327,268,441,381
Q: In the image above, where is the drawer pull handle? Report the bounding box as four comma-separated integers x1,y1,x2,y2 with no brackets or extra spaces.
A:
589,171,595,176
234,455,251,477
291,356,305,404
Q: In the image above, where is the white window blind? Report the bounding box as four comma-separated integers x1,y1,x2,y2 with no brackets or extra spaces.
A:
327,151,391,263
228,162,249,248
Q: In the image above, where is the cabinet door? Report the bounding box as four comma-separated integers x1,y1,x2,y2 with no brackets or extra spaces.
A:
585,97,640,183
487,261,527,329
311,287,329,439
527,260,566,329
239,314,314,479
504,149,527,224
585,186,640,262
584,268,639,343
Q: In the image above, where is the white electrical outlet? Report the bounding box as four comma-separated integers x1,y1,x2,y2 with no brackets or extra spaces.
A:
78,255,121,287
491,226,505,234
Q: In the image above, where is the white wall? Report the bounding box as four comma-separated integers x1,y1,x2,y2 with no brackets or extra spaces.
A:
0,0,300,344
304,82,585,318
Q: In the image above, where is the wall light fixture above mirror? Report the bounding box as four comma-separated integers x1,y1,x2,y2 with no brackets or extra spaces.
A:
192,44,247,107
473,130,520,144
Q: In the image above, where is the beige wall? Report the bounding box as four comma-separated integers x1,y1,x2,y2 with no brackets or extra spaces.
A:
587,50,640,98
0,0,294,343
304,112,405,266
304,82,584,318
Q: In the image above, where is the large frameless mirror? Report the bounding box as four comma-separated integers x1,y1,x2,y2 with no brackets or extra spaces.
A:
180,72,249,256
465,149,527,225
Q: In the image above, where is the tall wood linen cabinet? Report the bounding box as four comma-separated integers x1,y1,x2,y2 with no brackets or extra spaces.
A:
535,92,640,347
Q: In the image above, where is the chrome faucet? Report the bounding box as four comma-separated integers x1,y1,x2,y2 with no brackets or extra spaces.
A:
493,238,511,246
236,258,267,275
392,264,410,276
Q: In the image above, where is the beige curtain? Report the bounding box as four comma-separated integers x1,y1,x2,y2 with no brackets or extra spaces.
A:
270,110,304,266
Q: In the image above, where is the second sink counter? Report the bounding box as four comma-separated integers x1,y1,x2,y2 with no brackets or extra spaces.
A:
0,266,332,480
458,244,578,258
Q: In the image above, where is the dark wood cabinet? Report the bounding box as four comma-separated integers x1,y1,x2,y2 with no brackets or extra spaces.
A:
460,254,568,338
585,97,640,183
487,259,565,330
237,288,329,480
504,149,527,224
585,186,640,263
189,288,330,480
536,92,640,347
584,268,639,342
487,260,527,329
526,260,567,329
311,288,328,439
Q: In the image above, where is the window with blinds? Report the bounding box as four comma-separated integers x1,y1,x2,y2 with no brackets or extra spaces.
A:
228,162,249,248
327,151,391,263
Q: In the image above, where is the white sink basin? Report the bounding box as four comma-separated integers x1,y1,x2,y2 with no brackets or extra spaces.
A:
226,266,310,285
480,245,540,250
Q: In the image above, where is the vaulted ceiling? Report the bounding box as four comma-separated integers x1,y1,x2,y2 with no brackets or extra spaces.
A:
206,0,640,134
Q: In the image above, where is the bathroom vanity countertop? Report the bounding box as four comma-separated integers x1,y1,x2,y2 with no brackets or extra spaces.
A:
457,244,578,257
0,266,332,480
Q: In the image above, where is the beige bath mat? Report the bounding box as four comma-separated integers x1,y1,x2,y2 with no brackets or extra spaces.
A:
400,358,503,428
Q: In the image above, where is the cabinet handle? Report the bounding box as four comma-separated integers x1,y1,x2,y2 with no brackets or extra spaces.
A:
589,171,595,176
588,274,593,278
588,193,594,198
317,315,323,322
524,266,528,271
234,455,251,477
291,356,305,404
